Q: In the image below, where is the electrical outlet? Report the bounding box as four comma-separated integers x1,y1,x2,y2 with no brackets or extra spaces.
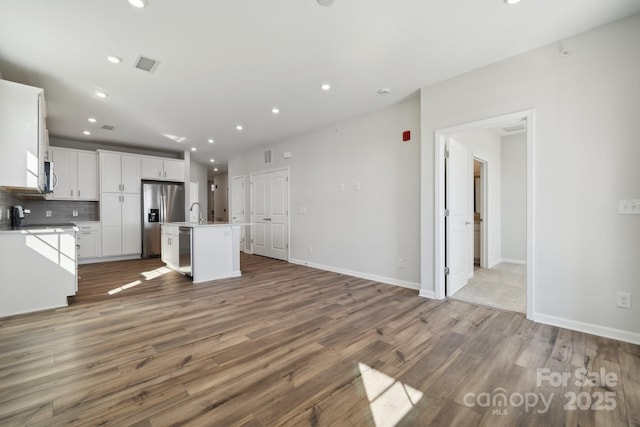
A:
398,258,404,268
72,210,78,217
307,245,313,254
616,292,631,309
45,210,52,217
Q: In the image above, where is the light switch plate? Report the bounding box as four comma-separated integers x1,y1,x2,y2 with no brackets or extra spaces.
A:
46,210,52,217
618,199,640,215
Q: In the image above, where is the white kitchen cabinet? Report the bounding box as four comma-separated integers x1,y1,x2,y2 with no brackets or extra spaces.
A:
101,192,141,257
161,224,180,267
0,79,48,193
142,157,184,182
100,152,141,194
50,148,98,200
75,221,101,261
99,151,142,257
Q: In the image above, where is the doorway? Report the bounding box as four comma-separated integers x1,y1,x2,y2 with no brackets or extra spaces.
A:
435,110,534,318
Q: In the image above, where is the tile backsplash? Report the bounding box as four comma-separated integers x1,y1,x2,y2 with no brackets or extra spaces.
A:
20,200,99,224
0,188,20,227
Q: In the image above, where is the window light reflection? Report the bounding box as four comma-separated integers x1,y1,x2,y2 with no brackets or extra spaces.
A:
358,362,423,427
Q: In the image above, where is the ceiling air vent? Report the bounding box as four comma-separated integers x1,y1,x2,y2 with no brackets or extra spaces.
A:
101,125,115,131
264,149,272,164
135,55,160,73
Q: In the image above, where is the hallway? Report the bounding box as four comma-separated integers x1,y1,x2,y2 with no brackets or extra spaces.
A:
451,262,526,313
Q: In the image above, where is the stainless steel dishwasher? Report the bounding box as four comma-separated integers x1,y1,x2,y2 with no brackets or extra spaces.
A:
178,226,192,277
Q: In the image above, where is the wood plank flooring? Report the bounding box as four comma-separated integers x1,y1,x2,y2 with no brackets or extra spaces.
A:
0,254,638,426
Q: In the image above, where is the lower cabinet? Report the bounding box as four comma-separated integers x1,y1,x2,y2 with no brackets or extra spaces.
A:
161,224,179,267
75,221,101,261
101,193,141,257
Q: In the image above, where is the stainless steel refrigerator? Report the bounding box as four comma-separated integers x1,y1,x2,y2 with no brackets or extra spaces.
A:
142,181,185,258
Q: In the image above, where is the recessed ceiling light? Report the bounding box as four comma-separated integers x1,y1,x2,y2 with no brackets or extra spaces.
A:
208,139,214,144
88,117,97,123
321,83,331,91
107,55,122,64
96,91,108,98
128,0,147,8
213,168,218,172
504,0,521,4
236,125,243,131
317,0,334,5
272,107,280,114
83,131,91,135
377,88,391,95
560,48,572,57
191,147,197,151
210,158,215,163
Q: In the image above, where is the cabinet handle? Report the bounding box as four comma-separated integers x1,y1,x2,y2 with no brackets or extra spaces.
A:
78,190,81,197
159,171,162,177
70,189,73,197
164,171,167,177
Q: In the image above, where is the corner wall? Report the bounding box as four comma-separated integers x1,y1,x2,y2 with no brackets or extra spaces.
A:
421,14,640,342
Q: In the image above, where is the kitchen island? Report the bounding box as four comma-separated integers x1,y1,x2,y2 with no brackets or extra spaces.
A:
0,224,77,317
161,222,241,283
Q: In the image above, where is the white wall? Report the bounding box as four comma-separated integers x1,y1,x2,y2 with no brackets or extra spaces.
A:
229,95,421,288
451,130,502,271
189,159,209,218
501,133,526,262
421,14,640,341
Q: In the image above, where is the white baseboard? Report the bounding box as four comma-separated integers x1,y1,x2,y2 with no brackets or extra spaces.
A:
534,312,640,345
94,254,141,263
289,258,420,291
419,289,436,299
500,258,527,265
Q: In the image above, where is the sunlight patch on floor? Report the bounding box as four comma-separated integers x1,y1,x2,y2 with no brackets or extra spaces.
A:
108,280,142,295
358,362,423,427
141,266,172,280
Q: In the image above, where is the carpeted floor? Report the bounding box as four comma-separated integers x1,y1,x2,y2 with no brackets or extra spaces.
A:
450,262,526,313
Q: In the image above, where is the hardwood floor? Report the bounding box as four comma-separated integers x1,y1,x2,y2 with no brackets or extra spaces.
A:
0,254,638,426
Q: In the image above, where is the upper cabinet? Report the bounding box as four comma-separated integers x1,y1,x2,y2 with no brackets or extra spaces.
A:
0,79,48,192
50,148,98,200
142,157,184,182
100,152,141,194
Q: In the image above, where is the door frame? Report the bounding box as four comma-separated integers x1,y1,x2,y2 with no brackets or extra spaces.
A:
473,156,489,270
230,175,246,252
433,109,535,319
249,166,290,260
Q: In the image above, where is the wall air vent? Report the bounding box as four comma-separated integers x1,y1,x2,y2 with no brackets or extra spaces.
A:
264,149,272,164
135,55,160,73
101,125,115,131
503,124,526,133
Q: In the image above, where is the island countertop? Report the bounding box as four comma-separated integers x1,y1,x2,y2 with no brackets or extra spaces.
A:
164,222,251,228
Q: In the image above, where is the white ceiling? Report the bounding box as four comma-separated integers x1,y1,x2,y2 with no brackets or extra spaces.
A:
1,0,639,174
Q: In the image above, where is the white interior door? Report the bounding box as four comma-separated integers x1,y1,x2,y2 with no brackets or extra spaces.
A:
231,175,246,252
268,169,289,261
446,138,470,296
251,169,289,261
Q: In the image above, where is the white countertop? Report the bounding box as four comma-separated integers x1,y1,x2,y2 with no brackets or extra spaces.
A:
0,224,79,234
164,222,251,228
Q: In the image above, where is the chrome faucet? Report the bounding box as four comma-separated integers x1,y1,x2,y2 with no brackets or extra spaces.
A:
189,202,204,224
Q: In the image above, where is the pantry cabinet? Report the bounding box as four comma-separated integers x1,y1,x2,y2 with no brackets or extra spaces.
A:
99,151,141,257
